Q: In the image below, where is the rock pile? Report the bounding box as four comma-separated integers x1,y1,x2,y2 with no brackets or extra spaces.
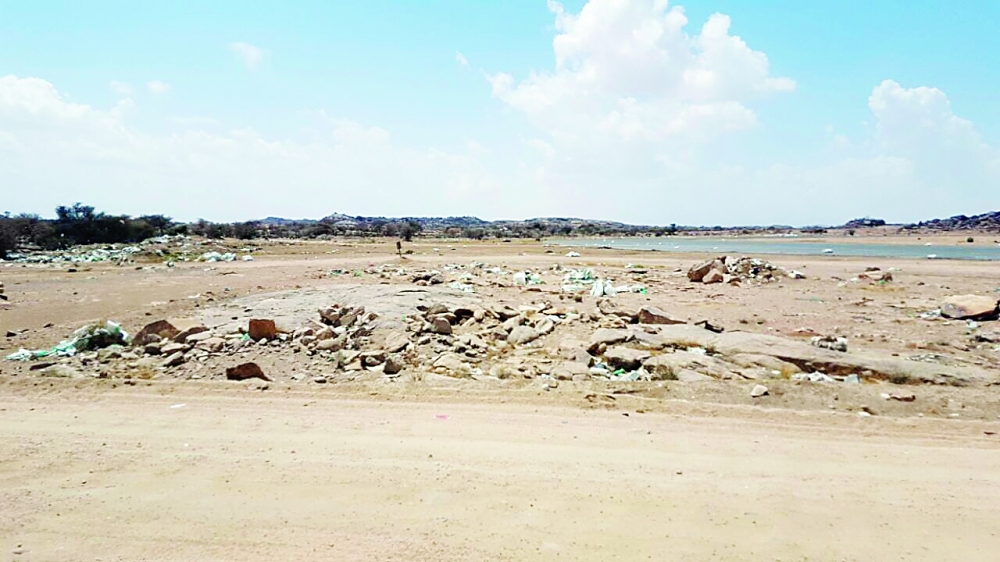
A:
688,256,801,285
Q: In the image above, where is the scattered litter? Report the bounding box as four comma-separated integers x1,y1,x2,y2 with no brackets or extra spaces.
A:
565,251,581,258
447,282,475,294
200,252,237,263
811,335,848,352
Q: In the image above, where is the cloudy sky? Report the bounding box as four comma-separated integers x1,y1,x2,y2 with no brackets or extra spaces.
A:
1,0,998,225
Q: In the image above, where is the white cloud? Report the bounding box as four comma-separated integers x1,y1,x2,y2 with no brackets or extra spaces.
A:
109,80,133,96
490,0,794,143
456,52,469,68
147,80,171,95
0,75,515,221
230,42,267,70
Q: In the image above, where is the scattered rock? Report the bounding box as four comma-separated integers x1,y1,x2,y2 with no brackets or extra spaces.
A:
225,362,270,381
750,384,769,398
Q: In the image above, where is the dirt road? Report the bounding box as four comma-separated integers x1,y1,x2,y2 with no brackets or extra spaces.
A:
2,385,999,561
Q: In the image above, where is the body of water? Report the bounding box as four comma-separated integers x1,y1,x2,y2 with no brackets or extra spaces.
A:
558,237,1000,261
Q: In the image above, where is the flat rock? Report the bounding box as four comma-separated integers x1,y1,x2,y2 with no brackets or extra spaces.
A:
643,351,736,380
655,324,991,386
675,369,714,382
173,325,209,343
550,361,591,381
588,328,631,353
637,306,686,325
185,331,215,343
941,295,999,320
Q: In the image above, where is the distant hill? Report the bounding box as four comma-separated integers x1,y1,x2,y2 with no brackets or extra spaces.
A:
905,211,1000,231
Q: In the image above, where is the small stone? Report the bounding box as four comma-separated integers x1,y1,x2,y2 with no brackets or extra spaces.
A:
750,384,769,398
225,362,270,381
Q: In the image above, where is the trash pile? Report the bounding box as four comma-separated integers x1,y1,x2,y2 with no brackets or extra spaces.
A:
2,246,143,265
0,235,259,268
6,321,130,361
688,256,803,285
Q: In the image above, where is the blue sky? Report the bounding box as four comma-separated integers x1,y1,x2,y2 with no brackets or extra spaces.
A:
1,0,998,225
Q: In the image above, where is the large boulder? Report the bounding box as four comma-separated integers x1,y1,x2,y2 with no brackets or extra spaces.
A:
940,295,999,320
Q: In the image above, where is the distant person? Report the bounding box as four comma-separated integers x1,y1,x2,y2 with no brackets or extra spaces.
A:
396,240,402,258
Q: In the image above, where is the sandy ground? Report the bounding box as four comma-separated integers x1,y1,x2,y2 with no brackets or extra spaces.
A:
1,382,999,562
2,236,1000,560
